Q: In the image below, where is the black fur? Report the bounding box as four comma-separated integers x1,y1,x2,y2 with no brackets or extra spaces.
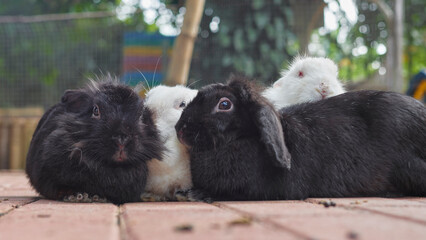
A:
26,78,164,204
175,75,426,201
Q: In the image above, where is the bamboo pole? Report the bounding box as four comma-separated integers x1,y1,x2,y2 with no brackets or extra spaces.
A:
164,0,206,86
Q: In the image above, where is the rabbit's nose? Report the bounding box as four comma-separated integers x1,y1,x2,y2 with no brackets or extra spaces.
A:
112,135,130,147
176,124,187,139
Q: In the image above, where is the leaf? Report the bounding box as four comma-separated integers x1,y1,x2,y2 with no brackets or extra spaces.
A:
174,224,193,232
275,19,286,50
260,43,271,56
284,8,294,26
219,34,231,47
228,217,253,226
42,69,59,86
254,12,269,29
266,25,275,39
247,28,257,43
222,54,232,67
220,24,230,34
233,29,244,52
245,58,255,77
252,0,264,10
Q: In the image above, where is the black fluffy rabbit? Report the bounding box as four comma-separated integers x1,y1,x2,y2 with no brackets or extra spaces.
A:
26,77,164,204
175,75,426,201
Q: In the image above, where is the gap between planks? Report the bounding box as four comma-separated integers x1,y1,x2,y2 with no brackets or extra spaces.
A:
0,197,40,218
117,205,129,240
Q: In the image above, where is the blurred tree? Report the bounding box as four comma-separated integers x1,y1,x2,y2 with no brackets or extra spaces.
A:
404,0,425,80
189,0,299,86
367,0,404,92
313,0,424,91
1,0,423,108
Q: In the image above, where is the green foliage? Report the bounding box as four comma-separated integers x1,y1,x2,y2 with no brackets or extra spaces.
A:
189,0,297,86
404,0,426,79
315,0,425,84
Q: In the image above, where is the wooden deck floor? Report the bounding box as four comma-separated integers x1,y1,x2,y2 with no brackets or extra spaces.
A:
0,171,425,240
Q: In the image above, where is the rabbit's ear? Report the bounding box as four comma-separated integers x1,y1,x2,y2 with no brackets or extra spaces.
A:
228,76,291,169
61,90,90,113
255,107,291,169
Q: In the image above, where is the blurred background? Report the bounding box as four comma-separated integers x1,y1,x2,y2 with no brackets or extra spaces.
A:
0,0,425,169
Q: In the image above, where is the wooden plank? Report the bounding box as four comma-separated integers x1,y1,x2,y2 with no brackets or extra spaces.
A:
9,118,25,169
21,118,39,169
0,119,10,169
0,107,44,117
0,116,40,170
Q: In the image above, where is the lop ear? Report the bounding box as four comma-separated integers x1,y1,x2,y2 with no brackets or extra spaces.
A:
61,90,90,113
228,76,291,169
255,107,291,169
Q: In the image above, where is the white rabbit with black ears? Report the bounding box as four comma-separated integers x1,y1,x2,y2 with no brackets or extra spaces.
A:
263,56,346,109
142,85,198,201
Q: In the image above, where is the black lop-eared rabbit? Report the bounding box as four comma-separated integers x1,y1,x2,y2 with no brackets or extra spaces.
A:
26,77,164,204
175,76,426,201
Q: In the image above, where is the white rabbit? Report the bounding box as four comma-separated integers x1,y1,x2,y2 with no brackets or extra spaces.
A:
142,85,198,201
263,56,346,109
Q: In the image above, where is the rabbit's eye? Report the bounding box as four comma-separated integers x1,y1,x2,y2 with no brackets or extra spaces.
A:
92,105,100,119
219,100,231,110
179,101,186,108
214,97,233,113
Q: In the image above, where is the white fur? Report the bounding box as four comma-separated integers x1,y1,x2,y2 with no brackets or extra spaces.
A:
263,56,346,109
144,85,198,198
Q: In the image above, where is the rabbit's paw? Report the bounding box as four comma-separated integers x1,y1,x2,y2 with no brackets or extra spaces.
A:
63,192,108,203
141,192,166,202
174,189,192,202
184,189,213,203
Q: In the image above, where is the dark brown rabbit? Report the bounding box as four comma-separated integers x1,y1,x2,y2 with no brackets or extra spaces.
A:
26,77,164,204
176,75,426,201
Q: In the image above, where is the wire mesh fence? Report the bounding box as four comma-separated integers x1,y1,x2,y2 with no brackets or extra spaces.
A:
0,16,123,109
0,0,332,109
